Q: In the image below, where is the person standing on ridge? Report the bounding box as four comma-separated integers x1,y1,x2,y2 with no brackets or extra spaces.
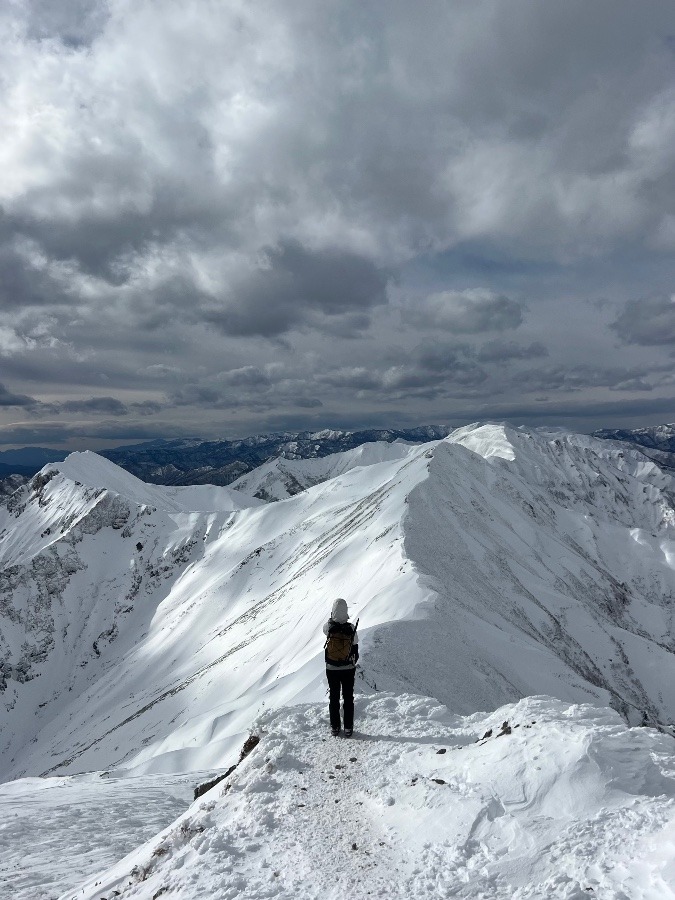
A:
323,598,359,736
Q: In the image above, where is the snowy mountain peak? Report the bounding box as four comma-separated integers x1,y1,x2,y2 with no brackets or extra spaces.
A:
57,450,149,495
53,451,262,514
229,439,418,501
446,421,518,460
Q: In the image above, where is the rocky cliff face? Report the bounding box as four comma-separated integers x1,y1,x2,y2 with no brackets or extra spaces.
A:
0,474,29,504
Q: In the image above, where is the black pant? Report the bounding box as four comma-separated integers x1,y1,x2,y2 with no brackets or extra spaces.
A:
326,668,355,731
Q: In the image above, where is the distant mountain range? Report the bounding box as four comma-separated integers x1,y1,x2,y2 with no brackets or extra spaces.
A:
592,423,675,470
0,426,452,491
1,423,673,500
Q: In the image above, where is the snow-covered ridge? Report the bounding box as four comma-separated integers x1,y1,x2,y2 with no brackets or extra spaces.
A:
55,451,263,513
0,424,674,786
229,439,417,500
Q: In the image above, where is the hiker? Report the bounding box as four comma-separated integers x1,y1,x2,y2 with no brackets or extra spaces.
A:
323,598,359,736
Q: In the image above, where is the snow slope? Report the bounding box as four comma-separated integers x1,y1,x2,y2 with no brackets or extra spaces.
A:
229,440,415,501
61,694,675,900
0,771,194,900
1,426,674,787
0,441,428,780
372,426,675,727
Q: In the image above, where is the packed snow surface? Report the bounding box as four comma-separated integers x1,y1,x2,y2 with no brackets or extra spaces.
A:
61,694,675,900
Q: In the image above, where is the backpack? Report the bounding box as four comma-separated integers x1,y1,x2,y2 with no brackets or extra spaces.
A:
324,621,355,666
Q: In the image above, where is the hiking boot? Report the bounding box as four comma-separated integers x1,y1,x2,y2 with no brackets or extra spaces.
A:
331,727,340,736
344,729,353,737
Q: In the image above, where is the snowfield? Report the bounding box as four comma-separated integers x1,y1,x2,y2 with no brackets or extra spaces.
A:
0,771,194,900
60,695,675,900
1,424,674,898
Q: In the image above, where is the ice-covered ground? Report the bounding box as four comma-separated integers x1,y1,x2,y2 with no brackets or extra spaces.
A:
60,694,675,900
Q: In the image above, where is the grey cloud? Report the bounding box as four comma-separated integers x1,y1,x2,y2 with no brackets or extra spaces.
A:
24,0,109,47
203,241,388,338
611,295,675,346
319,342,487,396
37,397,165,417
523,365,661,394
2,1,675,439
166,383,276,412
476,340,548,362
0,241,69,310
408,343,470,373
164,366,324,412
479,396,675,427
0,382,37,407
217,367,272,388
0,419,194,448
168,385,223,407
609,378,653,392
145,365,183,379
382,361,486,392
321,368,383,391
396,342,487,388
4,0,675,297
313,313,373,340
403,290,523,333
0,344,177,391
56,397,129,416
131,401,164,416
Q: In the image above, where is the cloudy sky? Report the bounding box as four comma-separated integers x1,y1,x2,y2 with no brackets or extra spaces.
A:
1,0,675,448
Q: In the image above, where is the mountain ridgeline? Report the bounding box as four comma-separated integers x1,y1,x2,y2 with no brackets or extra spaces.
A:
0,424,674,787
0,427,452,489
1,424,673,498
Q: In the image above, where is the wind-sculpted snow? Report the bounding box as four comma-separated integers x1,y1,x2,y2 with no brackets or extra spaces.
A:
0,771,194,900
0,425,674,791
56,695,675,900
